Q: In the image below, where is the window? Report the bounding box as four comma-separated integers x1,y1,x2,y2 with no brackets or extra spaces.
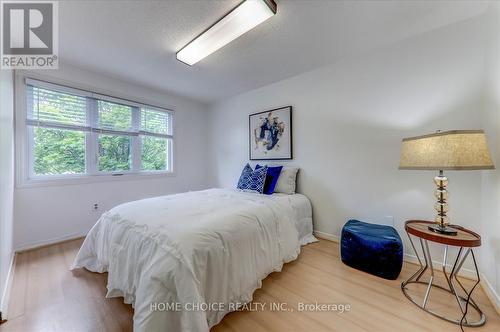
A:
25,79,173,179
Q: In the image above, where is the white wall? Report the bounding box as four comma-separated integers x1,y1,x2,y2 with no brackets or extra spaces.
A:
481,3,500,303
13,63,210,250
0,69,14,314
208,16,487,268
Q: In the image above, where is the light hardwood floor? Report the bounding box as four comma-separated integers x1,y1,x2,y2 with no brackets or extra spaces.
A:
1,238,499,332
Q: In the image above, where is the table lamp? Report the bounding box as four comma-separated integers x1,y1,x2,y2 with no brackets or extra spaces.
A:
399,130,494,235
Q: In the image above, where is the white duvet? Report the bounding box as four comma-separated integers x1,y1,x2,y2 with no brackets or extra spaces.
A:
71,188,316,332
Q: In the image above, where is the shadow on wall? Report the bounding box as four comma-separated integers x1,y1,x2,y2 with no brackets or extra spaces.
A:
295,97,482,235
289,98,483,272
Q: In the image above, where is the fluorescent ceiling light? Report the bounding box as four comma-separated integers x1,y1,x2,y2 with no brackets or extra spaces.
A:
176,0,277,66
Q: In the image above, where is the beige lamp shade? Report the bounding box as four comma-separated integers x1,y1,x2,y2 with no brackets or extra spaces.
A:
399,130,495,170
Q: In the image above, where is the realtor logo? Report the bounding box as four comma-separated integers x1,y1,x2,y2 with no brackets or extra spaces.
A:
1,1,58,69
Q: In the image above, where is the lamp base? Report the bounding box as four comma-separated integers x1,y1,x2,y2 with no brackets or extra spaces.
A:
428,224,457,236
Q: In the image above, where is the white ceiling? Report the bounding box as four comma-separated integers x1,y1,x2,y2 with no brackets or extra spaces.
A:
59,0,488,103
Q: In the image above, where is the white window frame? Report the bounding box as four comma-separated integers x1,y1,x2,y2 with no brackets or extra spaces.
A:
15,73,176,188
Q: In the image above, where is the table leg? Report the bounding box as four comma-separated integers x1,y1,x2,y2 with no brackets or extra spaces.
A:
451,249,483,323
401,232,486,327
401,232,426,287
446,248,468,319
422,240,434,308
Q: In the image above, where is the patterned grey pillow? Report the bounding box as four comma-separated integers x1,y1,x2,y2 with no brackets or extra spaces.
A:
274,167,299,194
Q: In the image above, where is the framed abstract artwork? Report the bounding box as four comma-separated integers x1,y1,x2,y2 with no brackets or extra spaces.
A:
249,106,292,160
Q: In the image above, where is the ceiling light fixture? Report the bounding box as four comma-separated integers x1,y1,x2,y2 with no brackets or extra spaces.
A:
176,0,277,66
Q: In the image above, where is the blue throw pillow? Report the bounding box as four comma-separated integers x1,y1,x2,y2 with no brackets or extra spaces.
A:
256,164,283,195
237,164,268,194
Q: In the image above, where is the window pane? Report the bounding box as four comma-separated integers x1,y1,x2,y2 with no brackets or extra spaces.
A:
141,136,168,171
33,127,85,175
28,86,87,126
98,101,133,131
141,108,171,135
98,135,131,172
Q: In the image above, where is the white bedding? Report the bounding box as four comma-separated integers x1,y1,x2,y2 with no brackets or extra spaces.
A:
71,188,316,332
270,193,316,245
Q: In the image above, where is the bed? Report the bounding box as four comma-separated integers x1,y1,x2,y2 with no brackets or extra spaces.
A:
71,188,316,332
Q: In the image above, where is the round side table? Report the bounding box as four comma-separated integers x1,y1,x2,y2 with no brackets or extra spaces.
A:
401,220,485,327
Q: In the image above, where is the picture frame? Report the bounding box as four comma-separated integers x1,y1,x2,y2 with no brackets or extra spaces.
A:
249,106,292,160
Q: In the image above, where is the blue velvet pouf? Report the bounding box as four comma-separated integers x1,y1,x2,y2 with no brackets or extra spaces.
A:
340,219,403,280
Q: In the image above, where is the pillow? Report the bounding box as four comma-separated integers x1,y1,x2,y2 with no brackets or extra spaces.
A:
274,167,299,194
237,164,268,194
255,164,283,195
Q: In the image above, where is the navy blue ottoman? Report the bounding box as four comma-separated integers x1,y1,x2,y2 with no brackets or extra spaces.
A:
340,219,403,280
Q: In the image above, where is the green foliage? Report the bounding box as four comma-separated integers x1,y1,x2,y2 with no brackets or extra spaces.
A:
142,136,167,171
98,135,131,171
34,127,85,175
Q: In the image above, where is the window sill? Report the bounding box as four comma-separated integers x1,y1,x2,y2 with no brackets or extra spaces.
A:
16,171,176,189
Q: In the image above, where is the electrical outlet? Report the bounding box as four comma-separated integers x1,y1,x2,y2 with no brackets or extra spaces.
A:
92,203,99,212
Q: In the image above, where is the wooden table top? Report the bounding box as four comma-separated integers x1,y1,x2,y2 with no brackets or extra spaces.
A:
405,220,481,247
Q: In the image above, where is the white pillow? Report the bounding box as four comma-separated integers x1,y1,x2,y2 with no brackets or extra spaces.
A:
274,167,299,194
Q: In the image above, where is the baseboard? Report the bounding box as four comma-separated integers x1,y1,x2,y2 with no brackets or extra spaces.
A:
15,232,86,253
313,230,339,243
0,253,16,320
480,273,500,317
403,252,478,280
